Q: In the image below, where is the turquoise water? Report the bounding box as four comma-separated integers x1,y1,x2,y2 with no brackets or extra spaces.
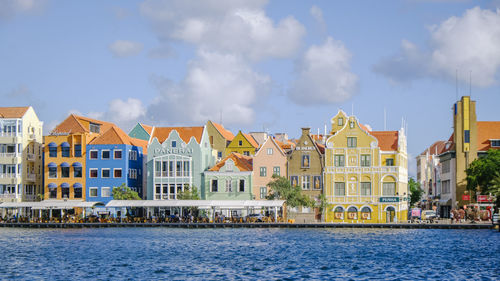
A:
0,228,498,280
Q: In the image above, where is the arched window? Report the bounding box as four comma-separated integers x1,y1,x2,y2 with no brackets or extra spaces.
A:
334,206,344,220
347,206,358,219
361,206,372,220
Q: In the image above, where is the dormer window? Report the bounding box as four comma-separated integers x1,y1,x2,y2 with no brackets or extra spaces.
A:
172,141,177,148
349,121,355,129
338,117,343,126
491,140,500,147
238,140,243,146
89,123,100,134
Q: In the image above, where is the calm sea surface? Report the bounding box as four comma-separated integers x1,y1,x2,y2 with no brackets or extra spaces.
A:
0,228,498,280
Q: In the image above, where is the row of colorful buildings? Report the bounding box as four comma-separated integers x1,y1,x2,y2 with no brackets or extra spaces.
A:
0,106,409,223
417,96,500,218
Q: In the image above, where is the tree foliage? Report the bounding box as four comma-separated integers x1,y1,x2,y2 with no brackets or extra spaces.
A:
266,175,315,208
466,149,500,197
177,186,200,200
408,177,423,207
112,183,141,200
488,172,500,207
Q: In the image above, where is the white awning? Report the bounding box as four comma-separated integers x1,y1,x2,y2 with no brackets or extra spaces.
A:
0,200,104,209
105,200,286,209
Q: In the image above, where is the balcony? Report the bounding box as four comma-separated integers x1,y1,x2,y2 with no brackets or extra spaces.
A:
0,173,18,179
26,173,36,182
0,193,18,201
27,153,36,161
0,153,19,158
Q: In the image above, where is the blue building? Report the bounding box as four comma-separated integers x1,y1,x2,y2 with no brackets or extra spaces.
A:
86,126,147,204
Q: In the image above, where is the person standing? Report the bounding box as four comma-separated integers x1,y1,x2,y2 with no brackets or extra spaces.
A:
450,209,454,224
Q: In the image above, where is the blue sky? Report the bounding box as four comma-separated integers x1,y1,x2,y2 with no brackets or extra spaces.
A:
1,0,500,176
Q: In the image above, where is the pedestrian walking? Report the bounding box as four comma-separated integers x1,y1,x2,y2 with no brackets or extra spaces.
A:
450,209,454,224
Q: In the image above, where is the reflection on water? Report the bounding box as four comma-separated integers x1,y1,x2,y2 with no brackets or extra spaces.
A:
0,228,498,280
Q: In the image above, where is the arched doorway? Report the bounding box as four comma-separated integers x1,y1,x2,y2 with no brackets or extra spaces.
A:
360,206,371,220
385,206,396,222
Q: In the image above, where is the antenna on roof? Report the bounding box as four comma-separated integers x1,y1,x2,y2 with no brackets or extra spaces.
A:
351,103,354,116
384,107,387,131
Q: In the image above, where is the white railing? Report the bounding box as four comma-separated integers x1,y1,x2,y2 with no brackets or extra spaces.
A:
0,174,19,179
325,166,398,173
0,153,19,158
26,174,36,182
0,193,17,199
0,132,20,137
24,194,36,201
326,195,406,204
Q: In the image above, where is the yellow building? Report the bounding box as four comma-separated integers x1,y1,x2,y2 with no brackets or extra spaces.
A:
324,110,408,223
43,115,114,201
224,131,259,157
0,107,43,202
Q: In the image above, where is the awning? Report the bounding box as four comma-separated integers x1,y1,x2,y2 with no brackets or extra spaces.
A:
73,183,82,188
61,142,70,148
48,162,57,168
48,142,57,148
61,183,70,188
47,183,57,188
60,162,70,168
0,200,105,209
105,200,286,209
72,162,82,168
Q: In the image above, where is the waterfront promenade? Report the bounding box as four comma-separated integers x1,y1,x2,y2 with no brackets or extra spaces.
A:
0,221,494,229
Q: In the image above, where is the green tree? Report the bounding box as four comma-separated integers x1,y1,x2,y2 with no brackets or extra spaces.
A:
487,171,500,207
408,177,423,208
177,186,200,200
315,193,329,221
466,149,500,203
266,175,314,208
112,183,141,200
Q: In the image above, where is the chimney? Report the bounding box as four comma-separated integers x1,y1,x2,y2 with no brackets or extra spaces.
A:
301,128,310,135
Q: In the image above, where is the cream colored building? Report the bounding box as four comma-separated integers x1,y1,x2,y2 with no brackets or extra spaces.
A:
0,107,43,202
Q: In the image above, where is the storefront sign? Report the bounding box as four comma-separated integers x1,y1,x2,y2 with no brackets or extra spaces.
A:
380,197,399,203
477,195,492,202
154,148,194,155
462,195,470,201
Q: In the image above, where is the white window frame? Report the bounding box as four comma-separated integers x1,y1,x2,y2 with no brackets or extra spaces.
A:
101,187,111,197
101,150,111,160
89,150,98,160
89,187,98,197
267,148,273,155
302,175,310,190
101,168,110,178
113,168,122,178
113,149,122,159
89,168,98,178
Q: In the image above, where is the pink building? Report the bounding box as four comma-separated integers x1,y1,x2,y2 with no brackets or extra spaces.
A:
252,137,288,200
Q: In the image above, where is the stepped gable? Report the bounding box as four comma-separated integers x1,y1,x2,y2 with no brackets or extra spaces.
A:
0,107,29,118
371,131,399,151
242,133,259,148
212,122,235,141
152,126,204,144
90,126,149,153
209,152,253,172
477,121,500,151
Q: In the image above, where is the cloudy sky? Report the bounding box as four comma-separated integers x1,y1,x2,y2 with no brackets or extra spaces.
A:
1,0,499,176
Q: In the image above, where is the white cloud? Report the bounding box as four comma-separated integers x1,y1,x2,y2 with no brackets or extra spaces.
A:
147,50,271,126
374,7,500,87
108,40,144,57
140,0,305,61
86,98,146,131
288,37,358,105
310,5,326,32
0,0,47,20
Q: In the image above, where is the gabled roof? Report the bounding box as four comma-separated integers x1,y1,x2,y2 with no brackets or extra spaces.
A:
477,121,500,151
371,131,399,151
152,126,204,144
52,114,114,135
209,152,253,172
88,126,149,153
315,142,326,154
419,141,447,156
255,137,286,157
274,138,295,151
242,133,259,148
140,123,154,135
211,121,235,141
0,107,30,118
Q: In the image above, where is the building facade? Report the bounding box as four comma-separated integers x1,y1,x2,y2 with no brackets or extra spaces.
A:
0,107,43,202
44,115,114,201
225,131,259,157
324,111,408,223
205,121,234,160
416,141,446,210
86,126,147,203
147,126,214,200
204,153,253,200
253,137,288,200
287,127,324,222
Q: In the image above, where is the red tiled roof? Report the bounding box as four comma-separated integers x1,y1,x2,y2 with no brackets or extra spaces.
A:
152,126,204,144
420,141,447,156
0,107,29,118
315,142,325,154
52,114,114,135
211,122,235,141
141,123,153,135
477,121,500,151
89,126,148,153
371,131,399,151
243,133,259,148
209,152,253,172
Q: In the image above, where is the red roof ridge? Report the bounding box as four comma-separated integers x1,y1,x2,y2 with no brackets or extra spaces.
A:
211,121,235,141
